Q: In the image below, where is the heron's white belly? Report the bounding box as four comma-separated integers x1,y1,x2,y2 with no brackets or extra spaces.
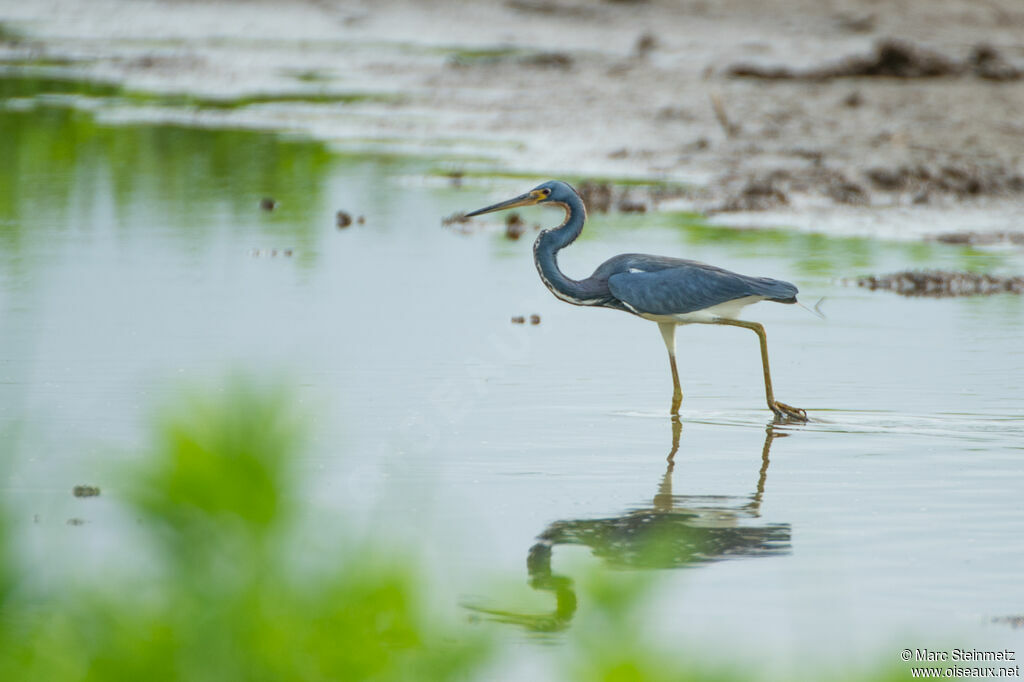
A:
638,295,766,325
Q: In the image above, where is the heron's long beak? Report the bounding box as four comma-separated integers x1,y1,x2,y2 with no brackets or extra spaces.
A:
464,190,541,217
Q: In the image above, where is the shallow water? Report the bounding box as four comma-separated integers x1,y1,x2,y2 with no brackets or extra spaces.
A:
2,79,1024,677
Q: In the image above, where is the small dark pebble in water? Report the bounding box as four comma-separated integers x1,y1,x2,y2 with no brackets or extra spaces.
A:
505,212,525,240
511,316,525,324
853,270,1024,297
992,616,1024,629
67,518,86,526
357,215,365,225
633,32,657,60
529,314,541,325
336,211,353,228
259,197,277,211
73,485,100,498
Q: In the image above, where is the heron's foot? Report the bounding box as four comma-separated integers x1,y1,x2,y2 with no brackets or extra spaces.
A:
770,401,807,423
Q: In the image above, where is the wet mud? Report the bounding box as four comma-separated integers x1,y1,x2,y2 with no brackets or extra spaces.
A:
710,160,1024,213
727,39,1022,82
853,270,1024,297
4,0,1024,237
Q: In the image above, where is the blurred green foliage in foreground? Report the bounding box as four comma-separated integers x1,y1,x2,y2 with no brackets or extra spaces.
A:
0,380,909,681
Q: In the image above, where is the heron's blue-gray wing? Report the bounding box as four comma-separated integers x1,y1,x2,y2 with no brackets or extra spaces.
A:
607,264,797,316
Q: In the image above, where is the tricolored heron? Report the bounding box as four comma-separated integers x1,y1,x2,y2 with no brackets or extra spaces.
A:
464,180,807,422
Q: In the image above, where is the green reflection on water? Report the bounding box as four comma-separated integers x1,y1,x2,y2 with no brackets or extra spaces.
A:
0,21,25,44
0,69,397,107
0,79,337,271
0,75,120,99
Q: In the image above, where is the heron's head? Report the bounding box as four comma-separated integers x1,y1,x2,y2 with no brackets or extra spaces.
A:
464,180,580,218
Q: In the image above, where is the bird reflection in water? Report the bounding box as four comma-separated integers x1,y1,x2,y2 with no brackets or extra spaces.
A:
466,419,791,633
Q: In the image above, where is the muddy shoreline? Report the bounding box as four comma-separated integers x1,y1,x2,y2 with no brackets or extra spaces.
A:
2,0,1024,238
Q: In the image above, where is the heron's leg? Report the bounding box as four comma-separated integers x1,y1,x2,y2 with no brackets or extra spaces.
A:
658,323,683,416
713,319,807,422
654,416,682,512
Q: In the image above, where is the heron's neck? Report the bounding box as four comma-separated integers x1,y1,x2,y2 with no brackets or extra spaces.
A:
533,195,599,305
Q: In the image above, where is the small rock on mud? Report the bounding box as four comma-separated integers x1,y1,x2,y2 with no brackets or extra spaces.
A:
842,91,864,107
633,32,657,58
969,44,1023,82
73,485,100,498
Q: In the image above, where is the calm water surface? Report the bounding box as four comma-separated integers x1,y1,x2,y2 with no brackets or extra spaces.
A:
2,82,1023,676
